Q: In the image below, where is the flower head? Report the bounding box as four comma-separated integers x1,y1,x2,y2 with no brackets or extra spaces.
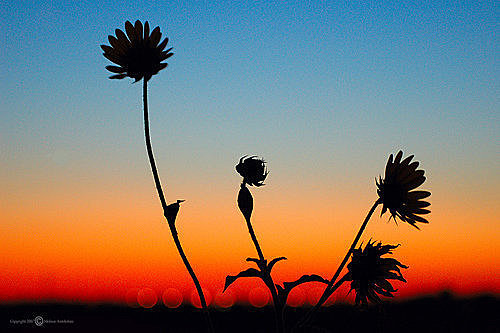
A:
345,240,408,305
101,20,173,82
236,155,268,187
376,151,431,229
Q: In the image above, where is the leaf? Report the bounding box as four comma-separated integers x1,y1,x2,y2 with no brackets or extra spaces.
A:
277,274,329,303
223,268,261,292
268,257,287,272
245,257,264,268
282,274,329,291
246,257,262,264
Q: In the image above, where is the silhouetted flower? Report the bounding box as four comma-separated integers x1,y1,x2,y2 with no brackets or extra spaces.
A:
376,151,431,229
344,240,407,305
236,156,268,187
101,20,173,82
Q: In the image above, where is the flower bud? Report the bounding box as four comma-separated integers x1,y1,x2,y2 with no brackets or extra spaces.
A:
236,155,268,187
237,184,253,221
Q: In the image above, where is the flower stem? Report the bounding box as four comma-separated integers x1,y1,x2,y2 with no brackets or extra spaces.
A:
168,223,214,333
244,215,265,262
143,80,214,333
244,214,284,333
296,199,381,328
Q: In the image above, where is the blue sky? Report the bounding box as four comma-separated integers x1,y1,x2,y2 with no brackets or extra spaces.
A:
1,0,498,199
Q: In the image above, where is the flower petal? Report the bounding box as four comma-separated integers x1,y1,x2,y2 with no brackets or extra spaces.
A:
404,175,426,191
125,21,136,43
407,213,429,223
385,154,394,179
108,35,126,53
150,26,161,46
106,65,126,73
416,201,431,208
400,169,424,185
160,51,174,61
397,161,419,180
109,74,127,79
143,21,150,39
394,151,403,165
399,154,414,168
157,37,169,51
115,29,131,47
134,20,143,42
103,52,123,65
413,208,431,215
407,191,431,200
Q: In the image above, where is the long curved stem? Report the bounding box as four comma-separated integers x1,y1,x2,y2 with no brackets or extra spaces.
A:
169,223,214,332
297,199,381,328
244,215,265,262
143,80,213,333
244,214,284,333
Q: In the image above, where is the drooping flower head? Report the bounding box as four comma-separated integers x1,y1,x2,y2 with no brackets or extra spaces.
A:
376,151,431,229
101,20,173,82
345,240,408,305
236,155,268,187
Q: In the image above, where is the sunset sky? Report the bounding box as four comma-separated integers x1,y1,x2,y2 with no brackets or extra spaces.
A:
1,1,498,307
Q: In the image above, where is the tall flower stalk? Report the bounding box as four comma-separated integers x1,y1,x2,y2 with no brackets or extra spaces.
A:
102,20,213,333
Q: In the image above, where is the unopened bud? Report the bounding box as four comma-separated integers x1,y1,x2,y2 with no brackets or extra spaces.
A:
237,184,253,221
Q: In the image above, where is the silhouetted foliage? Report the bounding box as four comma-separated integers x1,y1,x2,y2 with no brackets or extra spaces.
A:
165,199,185,226
296,151,431,330
229,156,332,333
101,17,436,331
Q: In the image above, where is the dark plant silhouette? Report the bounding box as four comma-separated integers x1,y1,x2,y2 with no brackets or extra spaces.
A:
101,20,213,333
225,156,328,333
344,240,407,305
377,151,431,229
236,155,269,187
297,151,430,329
102,21,432,332
102,20,173,82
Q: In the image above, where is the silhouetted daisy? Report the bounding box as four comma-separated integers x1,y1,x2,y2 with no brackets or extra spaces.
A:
236,156,268,187
344,240,407,305
376,151,431,229
101,20,173,82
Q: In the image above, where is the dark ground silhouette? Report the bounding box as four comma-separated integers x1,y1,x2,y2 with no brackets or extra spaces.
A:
2,293,498,332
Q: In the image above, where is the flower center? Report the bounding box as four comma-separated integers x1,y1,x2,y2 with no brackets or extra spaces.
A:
382,182,406,209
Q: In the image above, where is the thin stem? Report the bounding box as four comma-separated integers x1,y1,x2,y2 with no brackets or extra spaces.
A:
143,80,168,209
169,223,214,333
143,80,214,333
244,214,284,333
297,199,381,328
244,215,265,261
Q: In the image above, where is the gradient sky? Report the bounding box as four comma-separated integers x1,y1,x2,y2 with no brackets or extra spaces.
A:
1,1,499,307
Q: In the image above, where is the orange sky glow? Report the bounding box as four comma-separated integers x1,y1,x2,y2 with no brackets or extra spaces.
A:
1,174,498,307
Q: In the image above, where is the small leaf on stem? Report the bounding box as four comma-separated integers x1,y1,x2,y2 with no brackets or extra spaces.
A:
224,268,261,292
